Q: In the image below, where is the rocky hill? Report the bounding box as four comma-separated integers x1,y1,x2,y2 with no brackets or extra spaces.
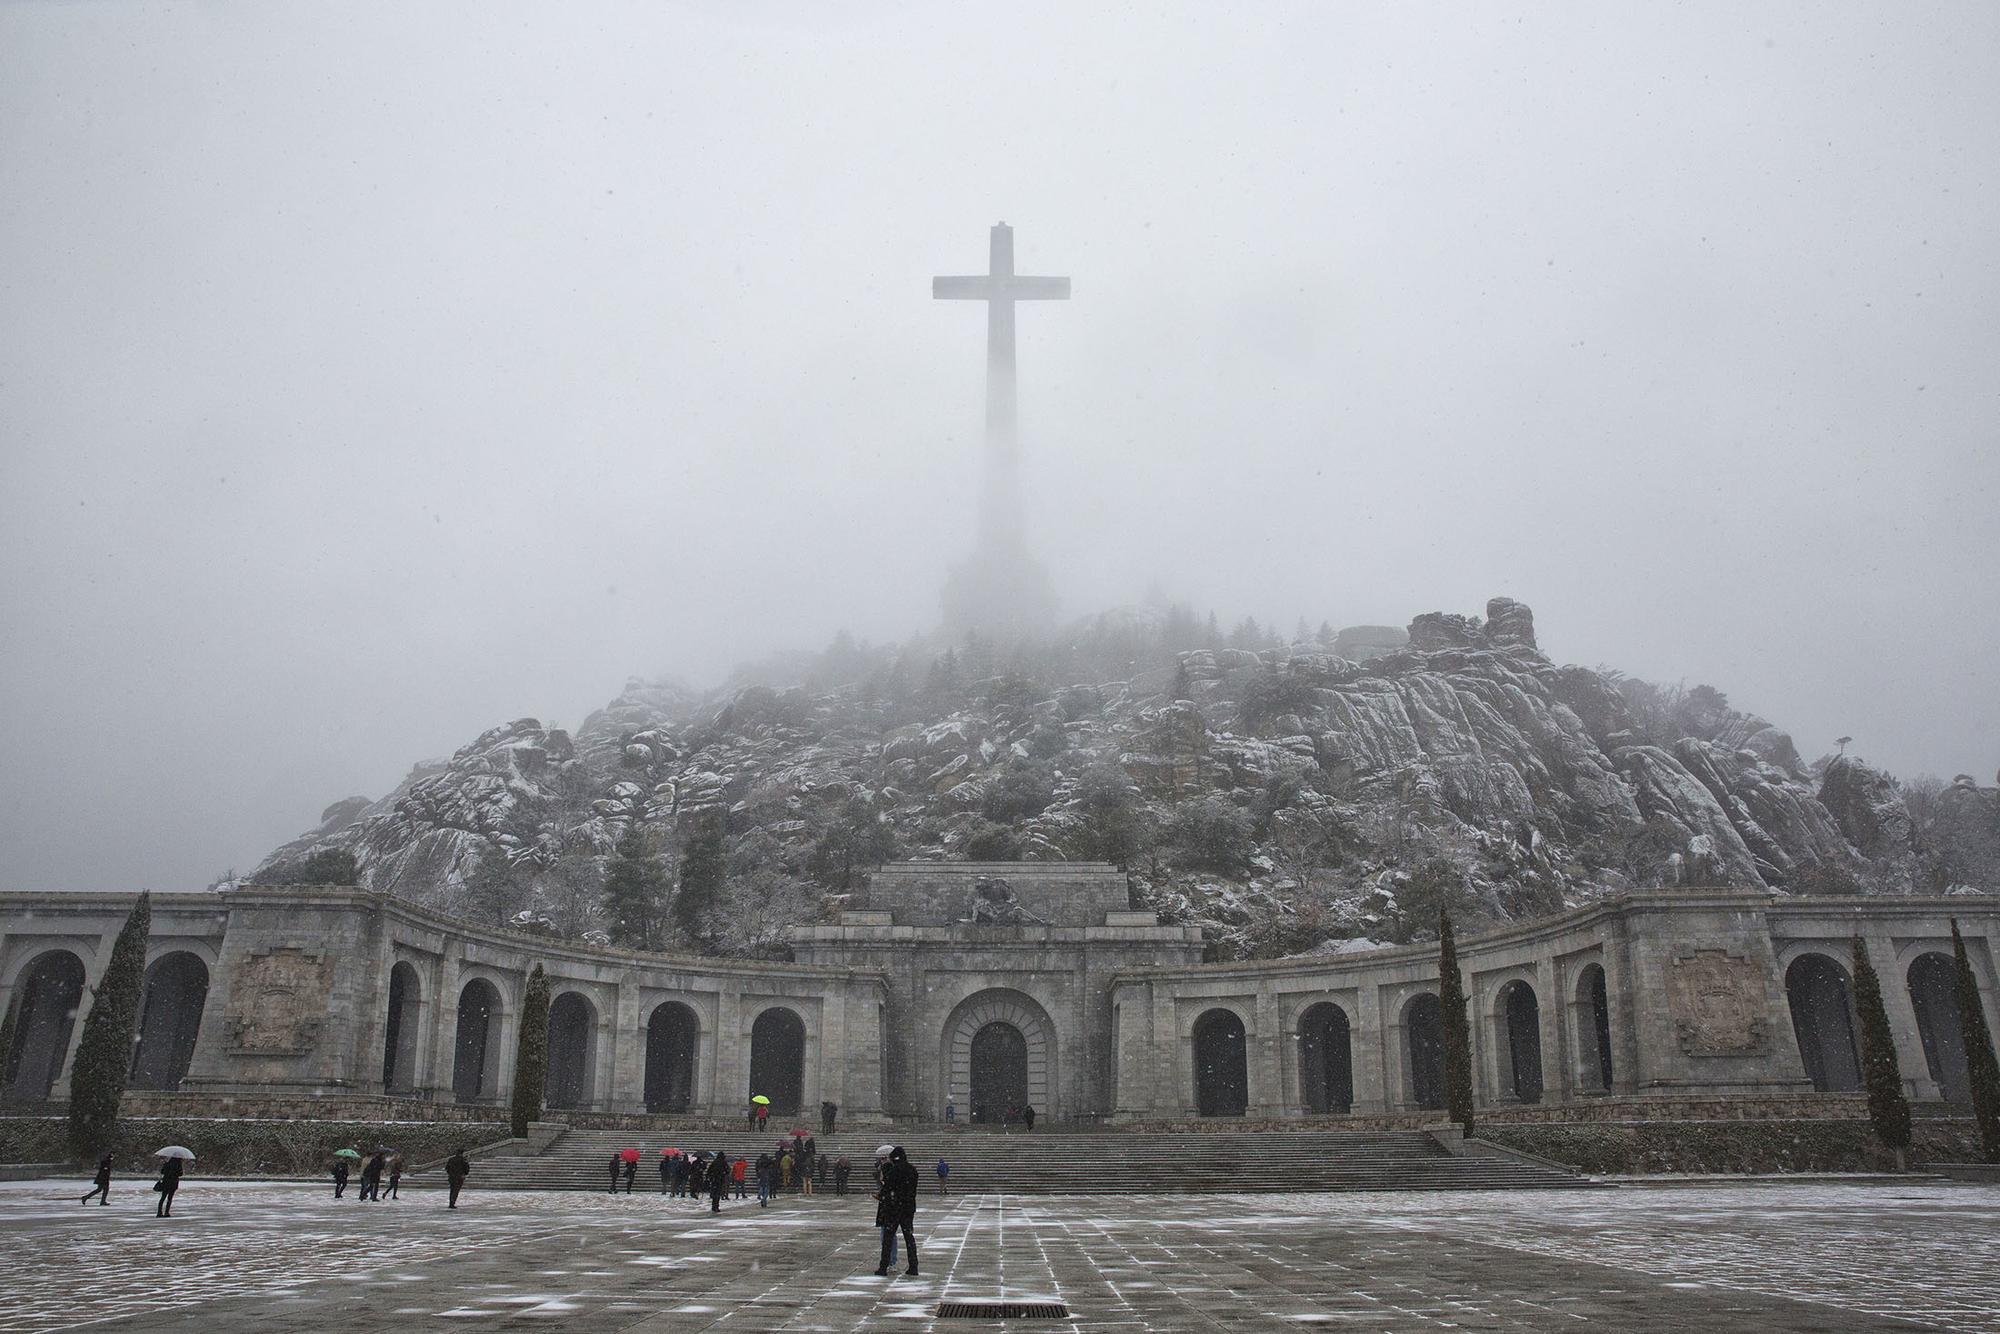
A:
253,597,1998,957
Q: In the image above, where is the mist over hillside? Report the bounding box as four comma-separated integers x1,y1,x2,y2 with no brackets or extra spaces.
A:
253,596,1999,960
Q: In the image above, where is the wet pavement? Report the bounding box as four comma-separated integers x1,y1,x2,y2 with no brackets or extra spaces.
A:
0,1178,1994,1331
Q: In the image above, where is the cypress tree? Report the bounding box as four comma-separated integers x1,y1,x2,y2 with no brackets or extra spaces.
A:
1950,919,2000,1162
603,830,668,950
66,893,150,1160
674,813,728,950
1438,909,1476,1136
509,964,551,1139
1850,936,1911,1170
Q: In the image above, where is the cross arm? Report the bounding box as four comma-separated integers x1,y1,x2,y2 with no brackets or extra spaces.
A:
1004,276,1070,300
933,276,995,299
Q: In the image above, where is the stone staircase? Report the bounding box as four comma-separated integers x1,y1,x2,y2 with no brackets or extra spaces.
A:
457,1125,1593,1194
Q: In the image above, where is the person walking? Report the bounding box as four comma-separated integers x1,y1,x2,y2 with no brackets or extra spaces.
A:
154,1156,182,1217
658,1152,672,1194
359,1151,386,1202
936,1157,949,1195
801,1146,815,1196
755,1153,773,1206
80,1154,113,1206
385,1154,404,1200
873,1146,919,1278
944,1094,956,1125
445,1147,471,1208
706,1152,729,1213
331,1158,350,1199
779,1150,794,1194
756,1102,770,1133
1022,1104,1036,1132
821,1100,838,1136
607,1154,622,1194
621,1156,637,1195
732,1154,748,1199
816,1154,829,1194
833,1155,851,1196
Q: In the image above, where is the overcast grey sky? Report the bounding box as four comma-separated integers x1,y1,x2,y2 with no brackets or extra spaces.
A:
3,1,1995,891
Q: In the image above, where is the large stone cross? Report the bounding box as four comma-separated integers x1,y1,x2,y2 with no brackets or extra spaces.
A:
934,223,1069,542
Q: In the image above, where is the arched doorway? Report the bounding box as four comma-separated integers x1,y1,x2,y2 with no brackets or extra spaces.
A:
941,989,1056,1121
1193,1007,1248,1116
1578,963,1615,1091
381,962,421,1094
3,950,86,1100
452,977,503,1102
748,1007,805,1114
1909,952,1971,1104
645,1002,699,1112
1786,954,1861,1092
130,952,209,1091
969,1021,1028,1123
1297,1002,1352,1113
546,992,597,1109
1497,980,1543,1103
1404,993,1445,1110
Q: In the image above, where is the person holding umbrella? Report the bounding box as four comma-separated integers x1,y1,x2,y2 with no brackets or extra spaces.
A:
359,1151,386,1201
152,1146,192,1217
331,1148,359,1198
872,1145,918,1277
385,1153,403,1200
607,1152,621,1194
619,1148,639,1194
80,1153,113,1206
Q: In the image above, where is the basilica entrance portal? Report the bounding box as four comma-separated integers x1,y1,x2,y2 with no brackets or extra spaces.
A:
942,989,1054,1122
969,1021,1028,1122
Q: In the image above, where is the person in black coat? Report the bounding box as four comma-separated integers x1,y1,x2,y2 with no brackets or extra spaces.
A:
873,1146,919,1277
331,1159,350,1198
444,1148,471,1208
359,1152,386,1201
607,1154,621,1194
80,1154,113,1205
706,1152,729,1213
154,1157,182,1217
621,1157,636,1194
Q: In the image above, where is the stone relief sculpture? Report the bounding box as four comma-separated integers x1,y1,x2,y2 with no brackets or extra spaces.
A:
223,947,333,1055
963,877,1050,926
1666,948,1771,1056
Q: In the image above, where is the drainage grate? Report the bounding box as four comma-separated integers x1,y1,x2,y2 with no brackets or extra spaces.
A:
936,1300,1071,1319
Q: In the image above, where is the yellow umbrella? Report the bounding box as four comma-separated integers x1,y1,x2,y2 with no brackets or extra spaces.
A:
750,1095,771,1105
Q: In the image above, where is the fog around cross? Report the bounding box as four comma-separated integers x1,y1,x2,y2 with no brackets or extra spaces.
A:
2,2,1995,891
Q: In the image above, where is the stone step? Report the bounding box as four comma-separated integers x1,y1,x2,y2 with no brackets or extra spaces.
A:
454,1126,1590,1193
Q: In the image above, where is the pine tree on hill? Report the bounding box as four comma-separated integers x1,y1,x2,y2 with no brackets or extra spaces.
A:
675,813,728,951
602,830,668,951
66,893,150,1161
1851,936,1911,1170
1438,909,1476,1136
1168,659,1193,703
510,964,551,1139
1950,919,2000,1162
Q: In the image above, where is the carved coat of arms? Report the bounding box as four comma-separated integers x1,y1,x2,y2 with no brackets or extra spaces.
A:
1666,948,1770,1056
224,948,334,1055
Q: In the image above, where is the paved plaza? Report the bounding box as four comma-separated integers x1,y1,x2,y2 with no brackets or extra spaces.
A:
0,1178,1995,1332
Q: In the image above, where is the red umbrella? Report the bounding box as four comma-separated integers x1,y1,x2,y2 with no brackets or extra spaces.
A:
789,1127,812,1136
659,1148,679,1157
619,1148,641,1163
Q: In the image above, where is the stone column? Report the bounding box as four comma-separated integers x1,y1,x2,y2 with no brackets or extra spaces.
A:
428,954,464,1103
711,987,743,1119
610,976,647,1112
1536,957,1564,1105
1350,984,1388,1115
1249,989,1283,1118
1870,933,1937,1101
